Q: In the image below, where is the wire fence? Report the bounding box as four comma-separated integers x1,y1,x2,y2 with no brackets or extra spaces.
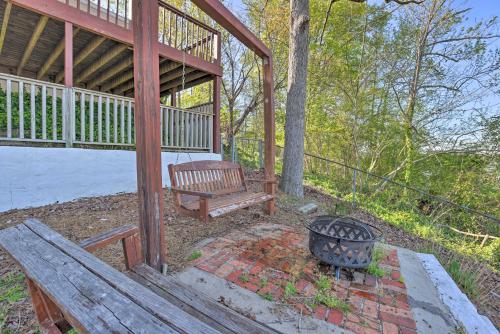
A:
227,137,499,252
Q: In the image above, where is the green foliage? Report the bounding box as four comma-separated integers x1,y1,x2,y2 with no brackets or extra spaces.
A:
366,247,387,277
259,292,273,301
187,250,202,261
446,260,479,299
0,273,27,303
314,293,350,313
284,281,297,298
315,274,331,291
238,274,250,283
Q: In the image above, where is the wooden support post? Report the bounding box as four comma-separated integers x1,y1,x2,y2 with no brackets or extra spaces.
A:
133,0,165,271
38,28,80,80
212,75,221,154
64,22,73,148
263,56,275,215
26,279,64,334
0,2,13,54
56,35,106,83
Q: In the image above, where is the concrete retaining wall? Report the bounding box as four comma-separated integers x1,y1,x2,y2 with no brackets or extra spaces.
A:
0,146,221,212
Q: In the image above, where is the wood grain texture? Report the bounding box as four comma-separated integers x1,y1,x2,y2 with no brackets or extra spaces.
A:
78,224,139,252
169,161,274,221
132,0,166,271
0,223,179,333
130,264,281,334
17,15,49,75
23,220,222,334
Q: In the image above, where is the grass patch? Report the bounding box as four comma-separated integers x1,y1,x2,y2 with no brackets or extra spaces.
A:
187,250,202,261
0,273,28,303
314,293,350,313
446,260,479,299
238,274,250,283
260,278,268,287
259,292,273,301
366,247,387,278
284,282,297,298
315,274,331,291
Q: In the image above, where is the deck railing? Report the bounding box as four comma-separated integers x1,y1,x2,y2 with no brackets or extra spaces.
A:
0,73,67,144
63,0,220,63
0,73,213,151
158,1,219,63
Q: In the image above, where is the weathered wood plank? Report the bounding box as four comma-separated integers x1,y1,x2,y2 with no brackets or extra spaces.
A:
76,43,127,84
24,220,220,334
130,264,280,334
6,78,11,138
19,81,24,139
0,223,179,334
17,16,49,75
79,224,139,253
0,2,12,54
37,28,80,80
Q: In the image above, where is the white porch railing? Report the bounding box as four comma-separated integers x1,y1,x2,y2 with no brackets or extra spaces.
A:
0,73,213,151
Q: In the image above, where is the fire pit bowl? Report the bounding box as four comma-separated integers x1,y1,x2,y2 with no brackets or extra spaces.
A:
307,216,382,276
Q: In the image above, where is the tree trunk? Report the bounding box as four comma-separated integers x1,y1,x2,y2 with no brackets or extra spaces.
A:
280,0,310,197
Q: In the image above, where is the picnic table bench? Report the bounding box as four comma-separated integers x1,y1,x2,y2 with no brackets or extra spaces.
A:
168,160,276,222
0,219,280,334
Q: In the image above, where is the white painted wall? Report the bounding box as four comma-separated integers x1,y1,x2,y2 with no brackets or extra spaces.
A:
0,146,221,212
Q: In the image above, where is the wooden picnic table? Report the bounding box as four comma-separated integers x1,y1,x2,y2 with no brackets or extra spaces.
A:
0,219,280,334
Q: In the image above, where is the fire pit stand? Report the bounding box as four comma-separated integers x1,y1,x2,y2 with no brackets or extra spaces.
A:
307,216,382,280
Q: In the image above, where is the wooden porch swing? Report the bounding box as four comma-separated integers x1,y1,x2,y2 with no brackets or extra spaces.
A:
0,0,277,332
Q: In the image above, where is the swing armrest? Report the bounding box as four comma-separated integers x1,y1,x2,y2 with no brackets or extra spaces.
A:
170,187,215,198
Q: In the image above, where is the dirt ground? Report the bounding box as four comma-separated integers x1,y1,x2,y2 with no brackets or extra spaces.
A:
0,177,498,333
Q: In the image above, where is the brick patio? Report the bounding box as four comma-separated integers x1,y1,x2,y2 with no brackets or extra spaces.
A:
190,224,417,334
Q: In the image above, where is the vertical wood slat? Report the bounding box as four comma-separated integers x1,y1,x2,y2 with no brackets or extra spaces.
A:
105,96,110,142
113,98,118,143
127,101,132,144
30,83,36,139
120,99,125,143
41,85,47,139
52,87,57,140
169,107,174,147
89,94,94,142
19,81,24,139
80,91,85,142
6,79,11,138
163,108,168,146
61,87,66,139
98,95,103,143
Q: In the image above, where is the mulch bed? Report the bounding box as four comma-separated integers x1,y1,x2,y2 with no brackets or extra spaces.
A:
0,177,498,332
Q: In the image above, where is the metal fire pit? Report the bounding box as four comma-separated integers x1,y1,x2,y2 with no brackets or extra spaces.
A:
307,216,382,279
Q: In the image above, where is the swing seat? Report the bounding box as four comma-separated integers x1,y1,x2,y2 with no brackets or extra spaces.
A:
168,160,276,222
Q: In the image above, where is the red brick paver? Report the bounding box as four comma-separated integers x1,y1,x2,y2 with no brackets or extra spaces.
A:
189,224,417,334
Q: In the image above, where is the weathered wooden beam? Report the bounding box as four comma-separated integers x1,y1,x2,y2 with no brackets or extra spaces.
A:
132,0,165,270
191,0,271,58
87,56,133,90
159,67,196,86
76,43,128,84
103,69,134,92
11,0,223,76
17,15,49,75
37,28,80,80
11,0,133,44
0,2,12,54
158,43,222,77
56,35,107,83
160,71,207,93
106,61,181,93
212,75,221,153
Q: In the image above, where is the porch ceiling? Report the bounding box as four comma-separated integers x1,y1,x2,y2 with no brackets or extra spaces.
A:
0,2,213,98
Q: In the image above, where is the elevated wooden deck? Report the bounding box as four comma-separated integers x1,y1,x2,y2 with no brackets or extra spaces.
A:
0,0,221,98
